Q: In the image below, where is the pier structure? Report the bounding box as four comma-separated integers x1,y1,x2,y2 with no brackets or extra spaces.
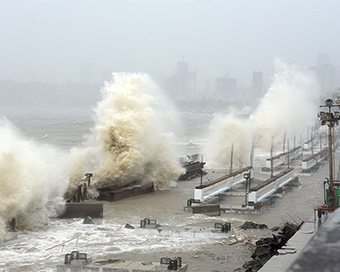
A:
303,137,317,150
263,146,302,171
301,147,328,172
248,168,295,205
262,97,340,271
59,173,104,219
193,166,252,203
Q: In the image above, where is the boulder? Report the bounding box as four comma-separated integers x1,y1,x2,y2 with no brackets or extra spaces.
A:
83,216,94,224
239,221,267,230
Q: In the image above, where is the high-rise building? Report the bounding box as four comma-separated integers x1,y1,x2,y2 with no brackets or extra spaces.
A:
310,53,335,94
215,75,237,98
165,61,196,98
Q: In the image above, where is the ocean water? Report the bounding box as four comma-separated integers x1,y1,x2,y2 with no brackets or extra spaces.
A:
0,107,327,272
0,66,326,271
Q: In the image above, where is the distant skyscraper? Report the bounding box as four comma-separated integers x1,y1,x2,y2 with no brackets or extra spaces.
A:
165,61,196,98
215,75,237,98
252,71,263,97
177,61,189,97
310,53,335,94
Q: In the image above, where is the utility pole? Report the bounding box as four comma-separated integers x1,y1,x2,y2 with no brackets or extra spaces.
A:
318,98,340,210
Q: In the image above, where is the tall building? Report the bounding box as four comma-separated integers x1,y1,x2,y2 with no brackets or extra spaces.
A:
310,53,335,94
165,61,196,98
215,75,237,98
177,61,189,97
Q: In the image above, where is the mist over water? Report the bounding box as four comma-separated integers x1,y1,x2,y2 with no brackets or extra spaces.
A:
0,62,329,271
0,73,183,241
68,73,182,191
0,117,68,241
205,60,319,166
204,115,251,168
0,61,320,242
250,60,319,149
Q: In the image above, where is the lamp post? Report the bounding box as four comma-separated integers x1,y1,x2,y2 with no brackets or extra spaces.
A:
244,172,250,206
318,98,340,210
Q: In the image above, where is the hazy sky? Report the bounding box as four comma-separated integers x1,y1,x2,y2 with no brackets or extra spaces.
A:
1,0,339,89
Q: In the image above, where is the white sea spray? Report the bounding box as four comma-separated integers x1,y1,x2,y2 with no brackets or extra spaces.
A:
0,117,68,241
204,60,319,166
68,73,182,191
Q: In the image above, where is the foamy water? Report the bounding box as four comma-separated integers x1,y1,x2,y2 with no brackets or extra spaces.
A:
0,204,250,272
68,73,183,191
0,117,70,242
204,59,320,167
0,64,327,271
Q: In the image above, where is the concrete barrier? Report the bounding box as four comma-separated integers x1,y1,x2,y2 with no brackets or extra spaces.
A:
265,146,302,169
58,202,103,218
303,137,317,150
248,168,295,205
192,204,221,216
194,166,252,202
301,147,328,172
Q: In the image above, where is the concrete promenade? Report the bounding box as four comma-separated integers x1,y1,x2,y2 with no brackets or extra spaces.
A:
286,207,340,272
260,208,340,272
259,218,315,271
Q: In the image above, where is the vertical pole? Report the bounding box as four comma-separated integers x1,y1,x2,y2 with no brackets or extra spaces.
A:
250,141,254,168
270,141,274,178
311,130,314,156
287,140,290,168
244,176,248,206
328,105,335,209
200,169,203,187
229,144,234,174
320,130,322,151
200,154,203,187
283,132,286,154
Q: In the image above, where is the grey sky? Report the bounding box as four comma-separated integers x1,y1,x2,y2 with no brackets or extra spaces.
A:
1,0,339,90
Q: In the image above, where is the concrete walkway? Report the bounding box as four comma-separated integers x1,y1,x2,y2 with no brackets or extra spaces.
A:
259,218,316,272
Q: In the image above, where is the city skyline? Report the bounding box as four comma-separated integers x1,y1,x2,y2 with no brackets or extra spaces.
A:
1,0,340,92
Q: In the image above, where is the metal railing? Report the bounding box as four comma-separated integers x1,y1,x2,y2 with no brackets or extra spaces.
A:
67,173,93,203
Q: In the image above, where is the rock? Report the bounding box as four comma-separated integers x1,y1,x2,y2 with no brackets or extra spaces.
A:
239,221,268,230
124,223,135,229
83,216,94,224
271,226,280,231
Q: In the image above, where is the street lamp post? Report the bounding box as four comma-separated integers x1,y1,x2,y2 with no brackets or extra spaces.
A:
318,98,340,210
244,172,250,206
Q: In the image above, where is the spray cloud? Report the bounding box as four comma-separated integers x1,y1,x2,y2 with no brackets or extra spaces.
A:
68,73,182,191
250,59,319,149
0,117,68,241
205,60,319,166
